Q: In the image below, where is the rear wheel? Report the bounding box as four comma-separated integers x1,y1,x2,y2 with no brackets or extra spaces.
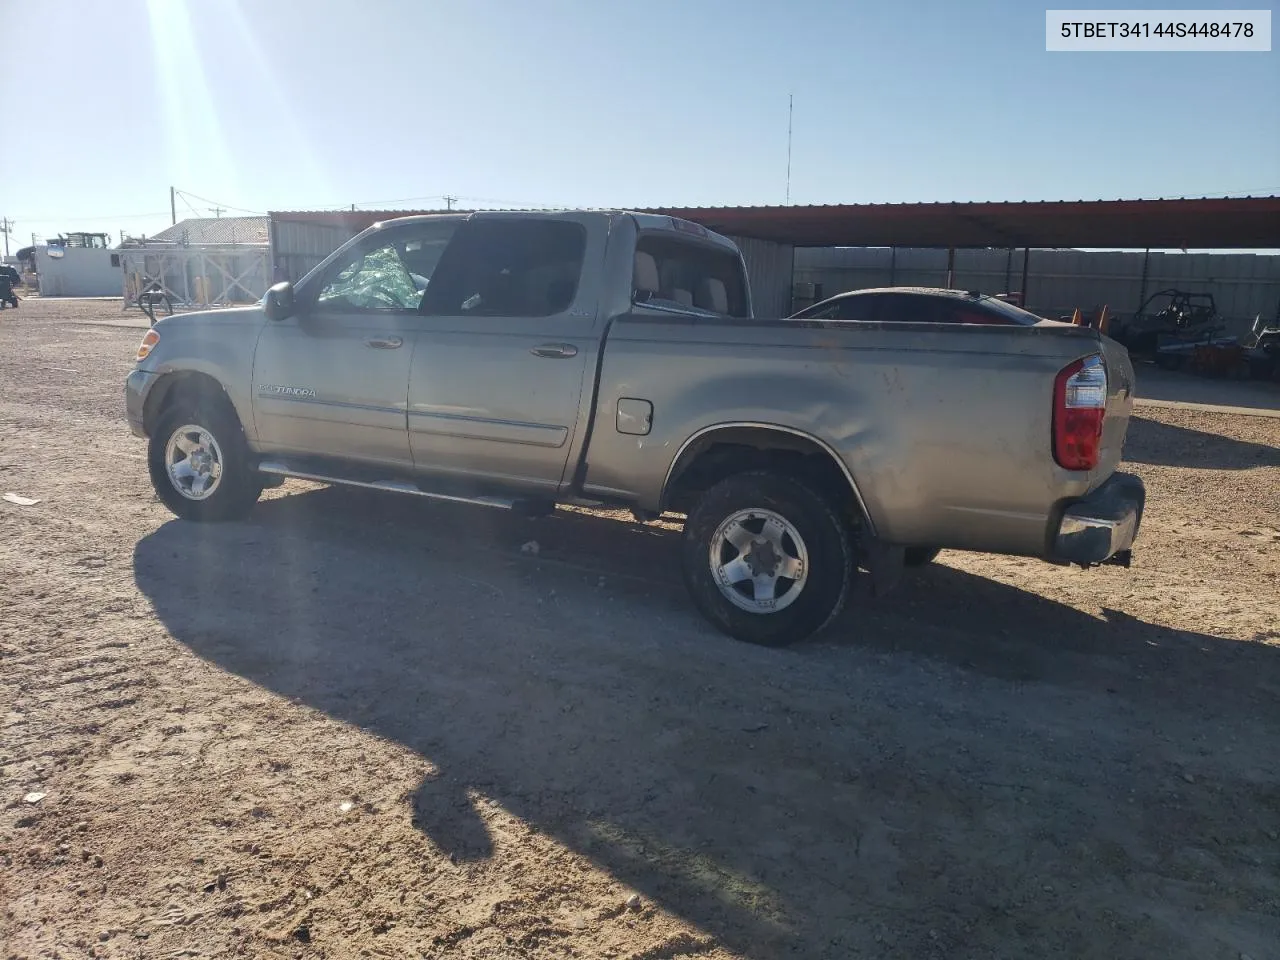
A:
681,471,855,646
148,397,261,521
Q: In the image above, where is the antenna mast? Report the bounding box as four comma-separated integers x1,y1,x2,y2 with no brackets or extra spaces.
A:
786,94,794,205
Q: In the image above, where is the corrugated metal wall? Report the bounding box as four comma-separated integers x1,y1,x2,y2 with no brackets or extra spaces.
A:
729,236,794,318
795,247,1280,332
270,219,360,283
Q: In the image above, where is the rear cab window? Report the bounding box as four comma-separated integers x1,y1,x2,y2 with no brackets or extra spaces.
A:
632,233,749,318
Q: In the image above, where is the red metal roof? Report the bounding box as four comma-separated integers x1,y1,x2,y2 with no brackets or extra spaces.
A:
271,196,1280,250
651,197,1280,249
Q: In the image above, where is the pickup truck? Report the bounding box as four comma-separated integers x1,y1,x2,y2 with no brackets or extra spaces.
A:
125,210,1145,646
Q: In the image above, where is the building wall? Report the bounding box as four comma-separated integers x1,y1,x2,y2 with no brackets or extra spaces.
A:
729,236,794,318
270,219,359,283
34,247,121,297
794,247,1280,333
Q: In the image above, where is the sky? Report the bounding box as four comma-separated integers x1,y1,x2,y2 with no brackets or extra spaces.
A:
1,0,1277,251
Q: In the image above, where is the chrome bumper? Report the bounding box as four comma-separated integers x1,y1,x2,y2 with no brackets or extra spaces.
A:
125,369,156,438
1052,472,1145,566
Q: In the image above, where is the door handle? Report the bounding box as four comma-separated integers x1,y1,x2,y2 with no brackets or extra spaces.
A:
364,336,403,349
530,342,578,358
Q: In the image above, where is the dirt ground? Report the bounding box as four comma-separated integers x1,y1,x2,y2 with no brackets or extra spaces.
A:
2,298,1278,960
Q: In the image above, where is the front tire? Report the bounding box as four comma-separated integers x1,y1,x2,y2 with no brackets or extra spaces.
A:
148,399,261,521
681,471,855,647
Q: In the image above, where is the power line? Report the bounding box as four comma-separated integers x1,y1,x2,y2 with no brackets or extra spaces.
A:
178,191,204,220
4,210,172,222
348,194,446,209
172,188,265,216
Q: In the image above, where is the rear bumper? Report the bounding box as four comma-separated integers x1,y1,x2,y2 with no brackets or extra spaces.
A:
125,369,156,438
1051,471,1145,566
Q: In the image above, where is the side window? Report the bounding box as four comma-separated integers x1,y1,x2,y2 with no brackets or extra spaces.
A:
422,219,586,318
633,234,749,318
315,222,457,313
877,294,949,323
936,301,1016,325
794,301,842,320
835,295,878,321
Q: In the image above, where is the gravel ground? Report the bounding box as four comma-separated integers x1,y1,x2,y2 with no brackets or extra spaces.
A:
2,299,1278,960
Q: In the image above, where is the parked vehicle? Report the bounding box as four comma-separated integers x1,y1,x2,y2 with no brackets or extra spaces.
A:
126,211,1145,646
789,287,1045,326
0,263,20,308
1108,289,1224,359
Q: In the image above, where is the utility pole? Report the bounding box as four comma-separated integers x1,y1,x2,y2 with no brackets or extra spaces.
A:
443,196,457,211
0,216,11,258
170,186,177,226
208,206,225,219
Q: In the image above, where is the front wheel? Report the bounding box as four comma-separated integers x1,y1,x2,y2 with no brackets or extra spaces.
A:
148,400,262,521
681,471,855,646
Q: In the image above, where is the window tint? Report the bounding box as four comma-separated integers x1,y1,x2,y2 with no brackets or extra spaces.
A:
876,294,944,323
971,296,1040,325
792,301,841,320
422,219,586,318
835,295,878,321
791,293,878,321
878,294,1021,325
315,222,457,313
633,234,748,318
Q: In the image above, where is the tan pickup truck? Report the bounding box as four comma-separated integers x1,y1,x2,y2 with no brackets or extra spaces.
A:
125,210,1144,646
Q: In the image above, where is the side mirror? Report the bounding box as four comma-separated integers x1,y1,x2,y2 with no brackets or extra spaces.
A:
263,281,295,322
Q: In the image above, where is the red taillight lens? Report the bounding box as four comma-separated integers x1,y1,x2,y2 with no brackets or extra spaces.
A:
1053,354,1107,470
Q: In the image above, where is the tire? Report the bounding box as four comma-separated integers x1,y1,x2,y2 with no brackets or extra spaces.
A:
680,470,855,647
903,546,942,568
148,394,262,522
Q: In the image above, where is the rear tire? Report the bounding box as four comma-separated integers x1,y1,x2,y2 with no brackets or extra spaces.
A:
148,396,262,522
681,470,855,647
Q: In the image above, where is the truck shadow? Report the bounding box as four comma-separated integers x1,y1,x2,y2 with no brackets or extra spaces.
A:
1123,414,1280,469
132,485,1279,957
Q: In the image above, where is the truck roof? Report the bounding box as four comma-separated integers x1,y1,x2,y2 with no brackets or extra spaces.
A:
366,209,741,253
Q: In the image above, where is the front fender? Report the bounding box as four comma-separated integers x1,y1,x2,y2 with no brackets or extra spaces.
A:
136,310,264,442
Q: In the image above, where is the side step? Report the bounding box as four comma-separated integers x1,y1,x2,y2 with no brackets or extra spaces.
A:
256,461,515,510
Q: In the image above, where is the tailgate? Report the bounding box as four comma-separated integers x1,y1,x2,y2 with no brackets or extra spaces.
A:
1096,335,1137,480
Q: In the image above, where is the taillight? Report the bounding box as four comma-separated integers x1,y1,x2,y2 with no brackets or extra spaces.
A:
136,329,160,361
1053,354,1107,470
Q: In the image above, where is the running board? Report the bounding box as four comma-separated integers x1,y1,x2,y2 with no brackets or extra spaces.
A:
256,461,515,510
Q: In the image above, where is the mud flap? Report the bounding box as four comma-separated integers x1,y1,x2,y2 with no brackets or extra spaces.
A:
863,537,905,597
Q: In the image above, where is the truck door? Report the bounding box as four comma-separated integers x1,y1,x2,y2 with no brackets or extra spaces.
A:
251,220,458,467
409,216,602,494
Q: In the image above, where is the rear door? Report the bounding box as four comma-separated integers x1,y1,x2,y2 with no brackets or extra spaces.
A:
251,220,458,467
408,215,602,494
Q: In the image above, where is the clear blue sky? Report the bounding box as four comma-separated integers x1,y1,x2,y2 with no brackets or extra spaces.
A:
2,0,1276,249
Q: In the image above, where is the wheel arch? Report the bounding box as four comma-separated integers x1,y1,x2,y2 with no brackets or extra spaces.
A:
661,423,876,535
144,370,245,439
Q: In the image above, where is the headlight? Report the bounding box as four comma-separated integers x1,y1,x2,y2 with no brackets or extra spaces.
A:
136,329,160,361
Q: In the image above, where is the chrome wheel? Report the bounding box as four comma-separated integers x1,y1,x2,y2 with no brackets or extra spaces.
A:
163,424,224,501
709,508,809,614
